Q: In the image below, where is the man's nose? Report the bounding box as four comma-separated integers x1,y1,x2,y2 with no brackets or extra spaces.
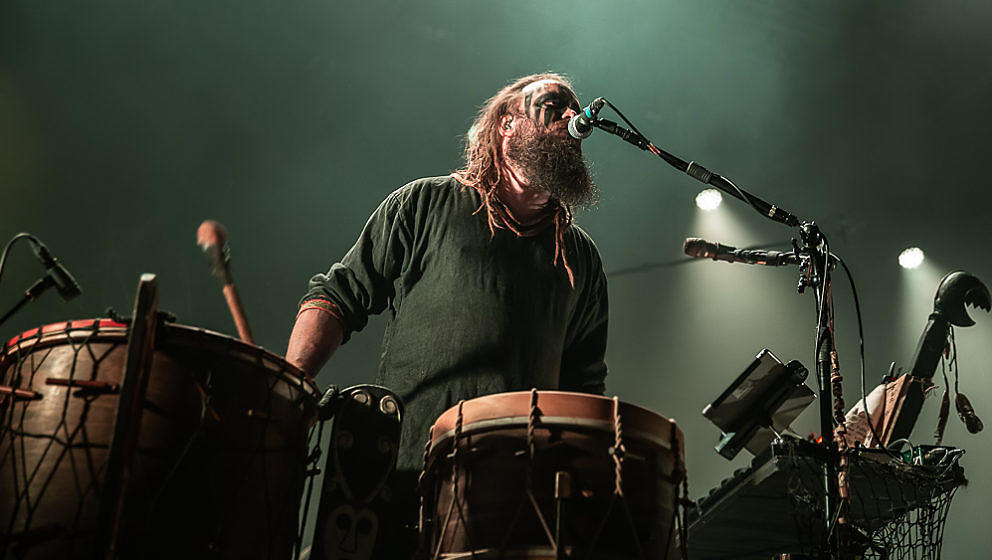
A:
561,106,579,120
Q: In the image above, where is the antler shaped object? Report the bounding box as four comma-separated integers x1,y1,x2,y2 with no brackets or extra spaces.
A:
934,270,991,327
909,271,989,380
880,271,991,444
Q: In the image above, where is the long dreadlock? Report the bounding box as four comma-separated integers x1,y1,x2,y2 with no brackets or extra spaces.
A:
451,72,577,287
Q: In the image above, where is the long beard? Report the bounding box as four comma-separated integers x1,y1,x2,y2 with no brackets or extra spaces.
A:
505,126,598,210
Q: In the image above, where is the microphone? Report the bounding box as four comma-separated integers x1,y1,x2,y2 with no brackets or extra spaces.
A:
568,97,606,140
683,237,798,267
29,240,82,301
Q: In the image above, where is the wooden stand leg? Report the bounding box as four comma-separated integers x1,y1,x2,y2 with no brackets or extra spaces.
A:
98,273,159,559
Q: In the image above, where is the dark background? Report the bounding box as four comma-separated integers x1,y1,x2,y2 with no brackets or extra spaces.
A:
2,1,990,555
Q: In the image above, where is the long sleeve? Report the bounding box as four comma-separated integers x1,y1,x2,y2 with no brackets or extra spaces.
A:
301,187,414,343
559,237,608,395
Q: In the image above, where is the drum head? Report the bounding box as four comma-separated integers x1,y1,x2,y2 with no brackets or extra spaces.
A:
429,390,683,458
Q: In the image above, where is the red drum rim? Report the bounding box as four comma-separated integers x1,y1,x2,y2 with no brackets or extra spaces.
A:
428,390,684,457
1,318,320,397
4,318,127,349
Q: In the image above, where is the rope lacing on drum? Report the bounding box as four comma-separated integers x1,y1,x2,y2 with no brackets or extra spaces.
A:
584,396,646,560
0,321,132,544
418,432,432,548
527,388,538,462
433,400,477,560
525,389,555,548
454,400,464,454
612,396,626,497
493,389,556,555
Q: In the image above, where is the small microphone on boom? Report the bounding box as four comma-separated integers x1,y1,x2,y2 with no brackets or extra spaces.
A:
683,237,799,267
29,240,82,301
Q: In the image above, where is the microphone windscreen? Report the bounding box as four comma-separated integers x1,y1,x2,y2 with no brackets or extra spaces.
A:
568,115,592,140
683,237,715,259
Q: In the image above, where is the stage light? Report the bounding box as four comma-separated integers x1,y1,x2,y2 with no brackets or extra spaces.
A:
695,189,722,211
898,247,925,269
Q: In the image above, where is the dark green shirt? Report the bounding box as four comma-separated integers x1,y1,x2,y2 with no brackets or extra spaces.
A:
304,176,608,470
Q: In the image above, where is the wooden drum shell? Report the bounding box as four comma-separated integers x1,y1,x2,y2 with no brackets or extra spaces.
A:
0,319,319,559
424,391,685,560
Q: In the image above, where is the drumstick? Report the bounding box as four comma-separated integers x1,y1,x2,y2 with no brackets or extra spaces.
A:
196,220,255,345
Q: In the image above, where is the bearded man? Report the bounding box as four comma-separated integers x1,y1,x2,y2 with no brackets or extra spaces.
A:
286,73,608,551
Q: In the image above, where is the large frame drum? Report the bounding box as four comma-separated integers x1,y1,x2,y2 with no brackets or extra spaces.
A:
0,319,320,559
422,390,686,560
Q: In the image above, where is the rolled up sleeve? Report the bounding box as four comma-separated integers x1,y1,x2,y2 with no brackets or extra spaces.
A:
301,188,413,343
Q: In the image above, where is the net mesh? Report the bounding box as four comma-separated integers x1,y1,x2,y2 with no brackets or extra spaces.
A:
851,453,963,560
779,443,966,559
0,323,117,549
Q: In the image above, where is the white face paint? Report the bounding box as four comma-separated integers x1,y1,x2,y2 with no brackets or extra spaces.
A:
520,80,581,132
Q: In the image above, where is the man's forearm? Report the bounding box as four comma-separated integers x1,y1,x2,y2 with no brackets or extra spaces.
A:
286,309,344,377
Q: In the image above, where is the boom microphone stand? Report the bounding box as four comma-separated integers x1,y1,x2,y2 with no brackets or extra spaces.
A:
0,274,61,328
0,233,83,328
587,105,845,558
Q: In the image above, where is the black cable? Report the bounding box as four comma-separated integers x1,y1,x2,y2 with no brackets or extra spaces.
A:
602,98,648,141
0,232,38,289
601,99,782,227
716,175,773,225
834,254,890,450
813,237,832,426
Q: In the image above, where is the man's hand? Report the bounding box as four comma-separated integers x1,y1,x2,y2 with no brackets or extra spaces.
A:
286,308,344,377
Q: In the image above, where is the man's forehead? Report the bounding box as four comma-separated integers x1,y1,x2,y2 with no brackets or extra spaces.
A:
521,80,577,103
